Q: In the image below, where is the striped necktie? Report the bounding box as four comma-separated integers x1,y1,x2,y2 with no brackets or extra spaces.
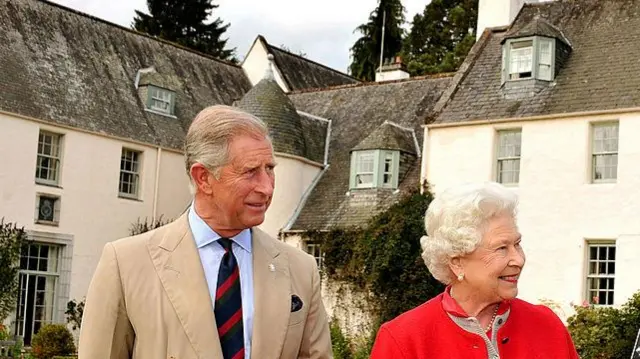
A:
215,238,245,359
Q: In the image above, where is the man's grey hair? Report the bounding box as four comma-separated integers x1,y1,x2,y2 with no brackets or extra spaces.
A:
184,105,270,193
420,182,519,285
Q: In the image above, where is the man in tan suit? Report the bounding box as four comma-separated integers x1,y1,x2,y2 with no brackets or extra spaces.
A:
78,105,332,358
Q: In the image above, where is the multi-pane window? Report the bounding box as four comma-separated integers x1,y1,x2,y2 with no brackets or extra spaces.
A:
119,148,141,198
592,122,619,182
538,38,553,81
35,131,62,185
148,86,175,115
354,151,375,188
15,243,61,345
502,36,556,83
350,150,400,189
305,242,324,272
509,40,533,80
496,130,522,184
586,241,616,306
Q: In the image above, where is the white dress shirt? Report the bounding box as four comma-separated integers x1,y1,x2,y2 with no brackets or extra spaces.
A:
188,206,254,358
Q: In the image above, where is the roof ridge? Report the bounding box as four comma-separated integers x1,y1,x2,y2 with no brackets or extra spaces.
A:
33,0,243,69
263,39,359,82
288,72,455,95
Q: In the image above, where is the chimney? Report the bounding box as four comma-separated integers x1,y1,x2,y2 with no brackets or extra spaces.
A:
375,56,410,82
476,0,540,40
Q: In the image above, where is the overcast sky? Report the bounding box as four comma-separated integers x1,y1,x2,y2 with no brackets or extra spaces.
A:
49,0,429,73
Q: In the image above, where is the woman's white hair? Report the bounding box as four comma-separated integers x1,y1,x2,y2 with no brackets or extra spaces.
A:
420,182,519,285
184,105,270,194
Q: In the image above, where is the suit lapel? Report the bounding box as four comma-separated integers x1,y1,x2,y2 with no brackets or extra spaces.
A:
250,228,291,359
148,213,222,358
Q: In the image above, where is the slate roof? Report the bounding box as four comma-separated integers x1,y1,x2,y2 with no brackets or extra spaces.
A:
288,75,452,230
259,36,360,91
434,0,640,125
236,74,328,163
0,0,252,150
353,122,417,154
503,16,570,46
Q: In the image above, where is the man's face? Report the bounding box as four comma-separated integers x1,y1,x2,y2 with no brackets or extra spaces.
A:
207,134,276,231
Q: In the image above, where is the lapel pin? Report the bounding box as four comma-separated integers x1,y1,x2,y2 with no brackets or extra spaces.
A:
269,263,275,272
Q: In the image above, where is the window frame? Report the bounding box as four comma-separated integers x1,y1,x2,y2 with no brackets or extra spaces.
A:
305,242,324,272
119,148,142,199
35,131,63,186
590,121,619,184
350,150,400,189
146,85,176,116
495,129,522,185
34,193,61,226
585,240,616,306
502,36,556,84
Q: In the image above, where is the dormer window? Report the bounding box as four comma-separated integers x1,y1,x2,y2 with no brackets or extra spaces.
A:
502,36,555,83
147,86,175,115
349,150,400,189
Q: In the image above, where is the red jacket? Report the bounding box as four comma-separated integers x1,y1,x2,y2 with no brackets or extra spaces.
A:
370,293,579,359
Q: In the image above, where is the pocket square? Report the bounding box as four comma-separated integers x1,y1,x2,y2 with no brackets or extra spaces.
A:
291,294,303,312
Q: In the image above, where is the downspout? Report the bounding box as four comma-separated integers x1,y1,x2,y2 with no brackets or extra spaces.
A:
152,147,162,222
282,118,332,232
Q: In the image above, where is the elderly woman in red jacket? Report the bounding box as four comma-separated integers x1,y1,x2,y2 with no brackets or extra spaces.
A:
370,182,579,359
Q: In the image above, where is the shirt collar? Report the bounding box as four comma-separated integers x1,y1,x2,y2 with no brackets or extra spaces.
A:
442,285,510,318
187,204,252,253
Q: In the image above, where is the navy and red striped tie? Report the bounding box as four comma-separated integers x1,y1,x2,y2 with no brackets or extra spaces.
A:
215,238,245,359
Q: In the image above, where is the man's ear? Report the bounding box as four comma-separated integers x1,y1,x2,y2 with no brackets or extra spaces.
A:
190,163,214,195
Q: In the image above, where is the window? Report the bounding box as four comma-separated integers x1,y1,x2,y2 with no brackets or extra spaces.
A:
147,86,175,115
15,243,61,345
586,241,616,306
35,194,61,225
502,37,556,83
592,122,619,182
350,150,400,189
119,148,141,199
509,40,533,80
305,242,324,272
354,151,375,188
35,131,62,185
496,130,522,184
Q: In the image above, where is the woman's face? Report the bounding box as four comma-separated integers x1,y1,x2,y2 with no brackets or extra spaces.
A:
457,213,525,302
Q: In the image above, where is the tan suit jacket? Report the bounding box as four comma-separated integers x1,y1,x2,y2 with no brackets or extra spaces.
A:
78,213,332,359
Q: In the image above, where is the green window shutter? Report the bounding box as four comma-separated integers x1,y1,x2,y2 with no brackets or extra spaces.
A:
169,92,176,115
146,86,154,109
501,44,508,85
349,152,357,189
392,151,400,189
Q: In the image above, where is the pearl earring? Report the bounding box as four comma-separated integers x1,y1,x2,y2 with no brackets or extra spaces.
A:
457,273,464,281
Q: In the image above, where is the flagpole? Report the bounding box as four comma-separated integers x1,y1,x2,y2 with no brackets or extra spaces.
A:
379,7,386,73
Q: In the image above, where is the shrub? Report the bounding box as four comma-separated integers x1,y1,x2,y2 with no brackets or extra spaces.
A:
129,216,171,236
30,324,76,359
0,219,30,322
567,290,640,359
330,319,352,359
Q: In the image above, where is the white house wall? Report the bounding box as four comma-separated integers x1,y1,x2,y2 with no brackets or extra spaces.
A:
260,155,321,238
423,112,640,319
242,39,290,92
0,112,192,312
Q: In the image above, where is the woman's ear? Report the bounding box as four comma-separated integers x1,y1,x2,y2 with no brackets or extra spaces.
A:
449,257,464,281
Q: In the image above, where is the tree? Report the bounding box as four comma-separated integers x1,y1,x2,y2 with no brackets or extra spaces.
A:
132,0,237,61
279,44,308,58
401,0,478,76
0,219,29,323
349,0,406,81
